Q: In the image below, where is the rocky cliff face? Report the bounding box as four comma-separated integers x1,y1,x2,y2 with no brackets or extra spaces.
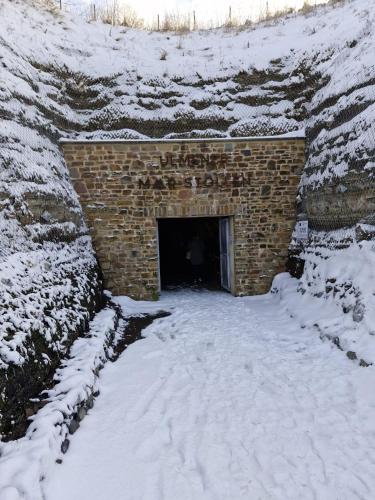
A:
0,0,104,439
1,0,374,438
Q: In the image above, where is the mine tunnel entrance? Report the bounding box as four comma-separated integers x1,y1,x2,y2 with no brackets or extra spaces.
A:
158,217,233,292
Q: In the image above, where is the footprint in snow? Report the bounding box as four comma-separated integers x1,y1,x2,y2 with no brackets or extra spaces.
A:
143,350,164,360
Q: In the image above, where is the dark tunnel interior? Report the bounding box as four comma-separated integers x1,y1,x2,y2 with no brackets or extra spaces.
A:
158,217,222,290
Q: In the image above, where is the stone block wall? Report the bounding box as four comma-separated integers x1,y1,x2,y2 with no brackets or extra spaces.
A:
62,138,304,299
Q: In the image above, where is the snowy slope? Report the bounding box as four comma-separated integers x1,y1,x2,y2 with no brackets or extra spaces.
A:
1,0,375,438
0,0,375,497
0,302,124,500
0,0,104,439
3,0,374,178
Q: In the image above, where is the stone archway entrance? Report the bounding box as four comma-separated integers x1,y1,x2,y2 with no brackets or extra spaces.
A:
61,137,304,300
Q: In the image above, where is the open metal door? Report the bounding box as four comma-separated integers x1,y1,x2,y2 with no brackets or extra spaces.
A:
219,217,232,291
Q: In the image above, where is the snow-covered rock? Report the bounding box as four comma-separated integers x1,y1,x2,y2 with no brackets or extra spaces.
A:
0,303,124,500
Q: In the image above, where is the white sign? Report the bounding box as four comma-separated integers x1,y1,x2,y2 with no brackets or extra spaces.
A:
295,220,309,240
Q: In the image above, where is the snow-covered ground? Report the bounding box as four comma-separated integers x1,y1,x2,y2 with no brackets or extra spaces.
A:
42,288,375,500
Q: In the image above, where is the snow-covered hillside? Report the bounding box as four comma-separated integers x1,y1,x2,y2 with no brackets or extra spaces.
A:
1,0,374,439
3,0,375,185
0,1,375,498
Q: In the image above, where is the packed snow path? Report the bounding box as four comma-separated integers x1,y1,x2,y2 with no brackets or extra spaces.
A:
44,291,375,500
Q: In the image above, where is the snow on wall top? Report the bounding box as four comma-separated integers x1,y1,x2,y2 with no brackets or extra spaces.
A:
59,131,306,144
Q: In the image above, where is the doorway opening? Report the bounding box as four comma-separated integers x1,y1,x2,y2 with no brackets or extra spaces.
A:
157,217,233,292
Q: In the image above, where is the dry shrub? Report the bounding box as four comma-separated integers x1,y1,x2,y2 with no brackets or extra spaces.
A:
87,0,144,27
300,1,316,15
160,11,191,33
33,0,60,15
257,5,296,24
52,0,347,32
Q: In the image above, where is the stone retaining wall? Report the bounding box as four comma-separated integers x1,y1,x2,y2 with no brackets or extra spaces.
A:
305,172,375,230
62,138,304,299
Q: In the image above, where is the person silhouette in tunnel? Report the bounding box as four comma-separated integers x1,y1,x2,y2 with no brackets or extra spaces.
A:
187,233,205,284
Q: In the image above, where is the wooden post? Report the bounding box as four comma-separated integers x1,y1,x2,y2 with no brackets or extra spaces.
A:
157,14,160,30
93,4,96,21
193,10,196,30
229,6,232,25
59,0,62,9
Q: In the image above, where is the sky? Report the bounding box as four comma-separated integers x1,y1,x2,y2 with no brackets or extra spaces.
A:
69,0,329,26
